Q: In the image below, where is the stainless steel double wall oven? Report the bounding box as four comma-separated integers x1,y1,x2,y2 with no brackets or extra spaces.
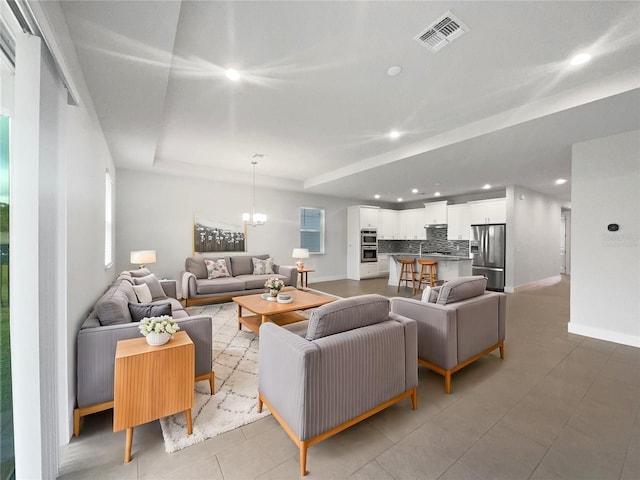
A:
360,229,378,262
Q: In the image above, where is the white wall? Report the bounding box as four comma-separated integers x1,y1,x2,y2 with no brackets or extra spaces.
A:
116,169,354,289
505,185,562,291
63,103,117,440
570,130,640,347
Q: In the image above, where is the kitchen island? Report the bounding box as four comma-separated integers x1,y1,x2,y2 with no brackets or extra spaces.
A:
388,254,473,288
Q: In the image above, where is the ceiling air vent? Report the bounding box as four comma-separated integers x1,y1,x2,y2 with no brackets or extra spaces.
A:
414,11,469,53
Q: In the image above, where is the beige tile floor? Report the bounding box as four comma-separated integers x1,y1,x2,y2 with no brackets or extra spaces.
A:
59,275,640,479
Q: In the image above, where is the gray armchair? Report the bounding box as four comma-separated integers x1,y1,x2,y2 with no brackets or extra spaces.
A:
391,276,506,394
258,294,417,476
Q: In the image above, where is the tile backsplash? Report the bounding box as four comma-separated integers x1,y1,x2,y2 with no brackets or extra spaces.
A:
378,228,469,255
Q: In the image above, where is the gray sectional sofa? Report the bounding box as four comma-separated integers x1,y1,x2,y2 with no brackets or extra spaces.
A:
74,269,214,436
181,254,298,306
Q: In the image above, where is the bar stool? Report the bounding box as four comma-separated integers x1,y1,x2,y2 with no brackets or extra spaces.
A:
397,258,416,295
417,259,438,290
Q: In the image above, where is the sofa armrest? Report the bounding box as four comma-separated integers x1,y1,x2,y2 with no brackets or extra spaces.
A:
275,265,298,287
258,322,320,439
160,279,177,299
390,297,459,370
180,271,198,299
389,312,418,392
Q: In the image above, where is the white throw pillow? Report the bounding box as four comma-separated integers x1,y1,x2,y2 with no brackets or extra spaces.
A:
421,286,432,302
421,286,439,303
133,283,152,304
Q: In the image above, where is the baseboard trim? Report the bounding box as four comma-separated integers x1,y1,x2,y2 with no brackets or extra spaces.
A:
309,274,348,283
505,275,562,293
568,323,640,348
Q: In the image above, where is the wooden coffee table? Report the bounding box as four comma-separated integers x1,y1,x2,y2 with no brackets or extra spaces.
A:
233,288,335,335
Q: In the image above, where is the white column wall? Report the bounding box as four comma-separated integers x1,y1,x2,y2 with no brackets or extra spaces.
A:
505,185,561,291
570,130,640,347
11,32,66,480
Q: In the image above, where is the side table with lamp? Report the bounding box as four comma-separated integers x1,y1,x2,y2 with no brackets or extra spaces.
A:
292,248,313,289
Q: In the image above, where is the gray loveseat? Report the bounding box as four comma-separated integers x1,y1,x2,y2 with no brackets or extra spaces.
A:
74,269,214,436
391,276,506,394
258,294,418,476
181,254,298,306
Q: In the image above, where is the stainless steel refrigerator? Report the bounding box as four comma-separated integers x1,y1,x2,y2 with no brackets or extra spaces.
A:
470,223,506,291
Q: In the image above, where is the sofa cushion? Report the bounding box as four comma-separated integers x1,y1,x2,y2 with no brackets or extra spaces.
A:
305,294,390,341
236,274,287,290
205,258,231,279
118,272,134,284
133,283,152,303
117,280,138,303
231,254,269,276
96,290,132,326
185,256,208,279
436,276,487,305
150,296,184,313
196,277,247,295
128,302,172,322
133,274,166,300
252,257,274,275
129,267,152,278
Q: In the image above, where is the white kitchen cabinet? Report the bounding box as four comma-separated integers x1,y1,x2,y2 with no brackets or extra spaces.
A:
359,262,379,279
447,204,471,240
409,208,426,240
469,198,506,224
378,209,398,239
396,210,409,239
377,254,390,275
359,207,379,229
397,209,425,240
424,201,448,225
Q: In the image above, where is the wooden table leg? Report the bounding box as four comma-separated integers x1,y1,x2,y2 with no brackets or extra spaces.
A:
261,314,268,325
237,305,243,330
124,427,133,463
185,409,193,435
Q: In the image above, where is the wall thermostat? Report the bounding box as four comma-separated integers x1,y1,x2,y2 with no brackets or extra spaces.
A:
607,223,619,232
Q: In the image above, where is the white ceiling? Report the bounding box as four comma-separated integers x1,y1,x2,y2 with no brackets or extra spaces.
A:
56,0,640,204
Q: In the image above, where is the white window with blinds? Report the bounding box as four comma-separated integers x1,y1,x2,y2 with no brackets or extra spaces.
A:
299,207,325,254
104,169,113,268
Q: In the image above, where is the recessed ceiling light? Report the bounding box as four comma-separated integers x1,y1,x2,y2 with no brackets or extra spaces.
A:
434,192,441,197
411,188,418,194
397,197,403,202
570,52,591,66
387,65,402,77
374,194,381,199
482,184,492,190
389,130,401,140
555,178,567,185
225,69,240,81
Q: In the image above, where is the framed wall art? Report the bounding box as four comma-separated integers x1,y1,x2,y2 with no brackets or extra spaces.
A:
193,215,246,253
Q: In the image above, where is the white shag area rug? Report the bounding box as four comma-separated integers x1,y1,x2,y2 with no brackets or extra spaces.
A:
159,302,273,453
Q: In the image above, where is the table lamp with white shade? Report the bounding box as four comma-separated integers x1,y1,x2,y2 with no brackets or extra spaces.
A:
130,250,156,269
292,248,309,270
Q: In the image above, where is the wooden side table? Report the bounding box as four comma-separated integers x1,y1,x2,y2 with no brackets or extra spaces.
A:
113,331,194,463
298,268,315,289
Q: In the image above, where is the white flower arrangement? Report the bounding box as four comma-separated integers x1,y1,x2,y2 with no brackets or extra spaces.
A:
264,277,285,291
138,315,180,336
